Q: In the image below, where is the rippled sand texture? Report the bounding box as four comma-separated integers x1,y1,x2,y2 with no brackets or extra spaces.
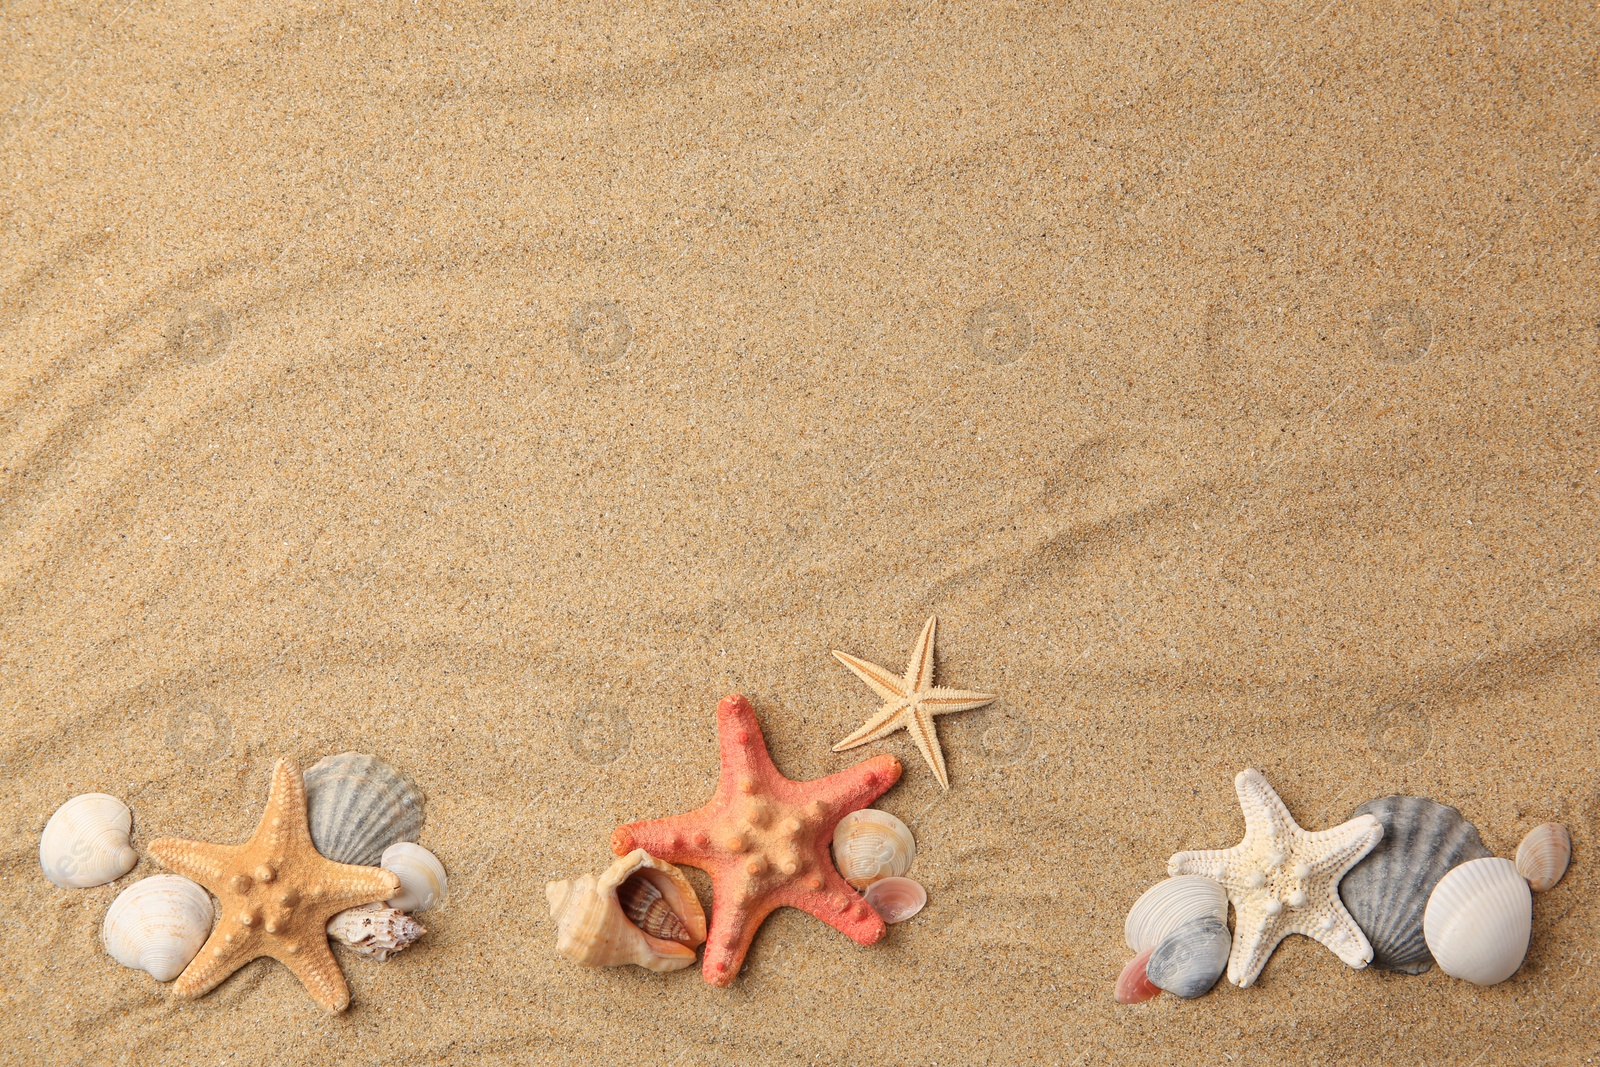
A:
2,2,1597,1064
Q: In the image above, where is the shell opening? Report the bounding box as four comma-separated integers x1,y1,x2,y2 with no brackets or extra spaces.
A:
618,869,698,946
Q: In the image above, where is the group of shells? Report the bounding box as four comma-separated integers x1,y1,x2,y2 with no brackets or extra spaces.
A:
547,807,925,974
39,753,449,988
1116,790,1572,1003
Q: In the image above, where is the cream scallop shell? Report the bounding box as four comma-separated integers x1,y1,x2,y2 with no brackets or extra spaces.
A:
1124,876,1229,954
101,875,214,982
1515,823,1570,892
1423,857,1532,986
40,794,139,889
381,842,447,913
831,809,916,890
546,849,707,972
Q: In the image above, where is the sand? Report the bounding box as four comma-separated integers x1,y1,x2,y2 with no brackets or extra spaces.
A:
2,1,1597,1063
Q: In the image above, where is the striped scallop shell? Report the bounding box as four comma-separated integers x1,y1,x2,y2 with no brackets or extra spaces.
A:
304,753,425,866
40,794,140,889
1423,857,1532,986
1515,823,1570,892
1124,876,1229,954
102,875,214,982
831,809,915,890
1339,795,1491,974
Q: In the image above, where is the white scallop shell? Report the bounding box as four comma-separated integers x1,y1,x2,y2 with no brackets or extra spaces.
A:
832,809,916,890
864,876,927,924
1423,857,1532,986
1515,823,1571,892
101,875,214,982
40,794,139,888
1124,875,1229,954
382,842,447,913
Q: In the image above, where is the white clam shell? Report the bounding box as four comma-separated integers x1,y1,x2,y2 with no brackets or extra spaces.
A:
1423,857,1532,986
546,849,707,972
101,875,214,982
382,842,447,913
864,876,926,924
831,809,916,890
1515,823,1571,892
1124,876,1229,954
40,794,139,888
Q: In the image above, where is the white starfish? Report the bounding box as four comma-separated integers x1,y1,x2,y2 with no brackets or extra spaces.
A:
1168,768,1384,988
831,616,996,791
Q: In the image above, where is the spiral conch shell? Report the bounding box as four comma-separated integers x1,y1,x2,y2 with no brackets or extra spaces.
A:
101,875,214,981
40,794,139,889
546,849,707,972
831,809,916,890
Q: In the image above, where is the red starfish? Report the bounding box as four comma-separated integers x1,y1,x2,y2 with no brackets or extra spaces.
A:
610,693,903,985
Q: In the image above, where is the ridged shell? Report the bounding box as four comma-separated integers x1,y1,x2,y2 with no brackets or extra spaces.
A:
1515,823,1571,892
1424,857,1532,986
1124,876,1229,954
864,876,927,924
1339,795,1492,974
327,903,426,961
101,875,214,981
1114,948,1161,1004
546,849,707,972
832,809,915,890
40,794,139,889
1146,916,1231,999
381,842,447,913
304,753,425,866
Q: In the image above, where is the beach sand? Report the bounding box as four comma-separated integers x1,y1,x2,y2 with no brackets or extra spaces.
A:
2,2,1597,1063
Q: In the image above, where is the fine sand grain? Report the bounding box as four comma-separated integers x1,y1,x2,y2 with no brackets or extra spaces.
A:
2,2,1597,1064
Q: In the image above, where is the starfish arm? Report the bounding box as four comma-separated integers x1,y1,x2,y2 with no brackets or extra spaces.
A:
831,703,908,751
314,862,403,917
831,650,909,701
903,616,938,693
1305,815,1384,875
903,704,951,790
610,809,719,869
255,758,311,851
172,931,260,1000
803,753,902,813
148,837,247,892
699,874,780,986
1167,846,1241,883
1233,768,1301,842
922,687,998,715
1228,905,1291,987
774,873,886,946
714,693,782,781
281,935,353,1012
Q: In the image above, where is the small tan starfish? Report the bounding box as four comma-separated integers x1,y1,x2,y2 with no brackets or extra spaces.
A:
149,758,400,1012
831,616,996,790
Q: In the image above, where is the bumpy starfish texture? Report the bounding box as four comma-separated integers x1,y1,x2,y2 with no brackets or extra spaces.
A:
611,693,902,986
149,758,401,1012
831,615,996,790
1168,768,1384,988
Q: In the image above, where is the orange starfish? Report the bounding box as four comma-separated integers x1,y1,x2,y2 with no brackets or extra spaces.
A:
611,693,902,985
149,758,401,1012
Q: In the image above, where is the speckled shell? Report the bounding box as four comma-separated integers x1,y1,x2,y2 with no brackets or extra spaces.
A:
101,875,214,981
381,842,447,913
864,876,927,924
1146,916,1231,999
1515,823,1570,892
831,809,916,890
1424,857,1531,986
1124,876,1229,954
40,793,139,889
304,753,426,866
327,902,426,961
1339,796,1491,974
546,849,707,972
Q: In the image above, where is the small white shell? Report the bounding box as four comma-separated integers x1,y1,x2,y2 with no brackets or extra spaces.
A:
832,809,916,890
327,903,426,961
1124,876,1229,954
1515,823,1571,892
1423,857,1532,986
864,876,926,924
101,875,214,982
40,794,139,888
382,842,447,913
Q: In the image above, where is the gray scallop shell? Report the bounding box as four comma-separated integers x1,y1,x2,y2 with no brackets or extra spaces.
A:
304,753,425,866
1338,795,1491,974
1146,916,1230,999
